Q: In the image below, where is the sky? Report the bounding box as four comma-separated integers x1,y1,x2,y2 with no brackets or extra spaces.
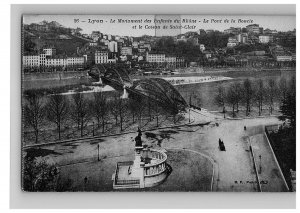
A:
23,15,296,37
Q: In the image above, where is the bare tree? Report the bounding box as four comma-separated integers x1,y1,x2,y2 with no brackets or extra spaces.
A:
189,91,202,108
154,99,160,127
91,91,108,133
128,98,138,123
253,79,265,116
109,94,120,126
118,98,128,131
71,92,90,137
215,85,226,113
243,79,254,116
24,93,46,143
135,98,146,127
232,82,243,113
278,77,288,101
226,85,237,117
46,94,69,140
109,94,128,131
265,79,277,114
147,97,153,121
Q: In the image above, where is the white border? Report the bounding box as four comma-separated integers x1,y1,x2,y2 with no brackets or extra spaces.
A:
9,3,297,210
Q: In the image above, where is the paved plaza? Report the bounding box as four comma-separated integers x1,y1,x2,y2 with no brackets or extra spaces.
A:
27,109,288,192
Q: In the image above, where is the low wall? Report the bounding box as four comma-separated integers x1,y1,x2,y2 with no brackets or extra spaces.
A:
141,149,169,188
264,126,290,191
144,170,168,188
23,71,88,81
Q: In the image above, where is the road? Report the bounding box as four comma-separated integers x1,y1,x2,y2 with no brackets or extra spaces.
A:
25,109,288,192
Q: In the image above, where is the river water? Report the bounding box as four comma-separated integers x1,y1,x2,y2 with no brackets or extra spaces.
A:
23,70,295,111
174,70,295,111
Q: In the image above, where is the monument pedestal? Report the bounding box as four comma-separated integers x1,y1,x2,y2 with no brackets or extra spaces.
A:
130,147,145,188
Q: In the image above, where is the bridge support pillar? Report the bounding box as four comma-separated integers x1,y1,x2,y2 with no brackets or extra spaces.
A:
98,77,103,85
121,86,129,99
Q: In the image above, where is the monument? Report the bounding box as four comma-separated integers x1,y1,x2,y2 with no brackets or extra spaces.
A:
112,129,169,189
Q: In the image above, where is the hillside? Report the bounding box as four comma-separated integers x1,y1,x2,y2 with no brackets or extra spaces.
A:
23,29,89,56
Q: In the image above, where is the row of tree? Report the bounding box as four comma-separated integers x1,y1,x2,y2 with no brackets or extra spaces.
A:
214,76,295,118
23,91,175,143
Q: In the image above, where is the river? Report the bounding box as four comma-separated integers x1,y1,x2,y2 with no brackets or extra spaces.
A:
23,70,295,111
174,70,295,111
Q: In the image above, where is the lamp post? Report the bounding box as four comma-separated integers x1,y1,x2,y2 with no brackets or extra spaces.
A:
259,155,262,174
92,121,95,137
97,144,100,161
189,94,192,123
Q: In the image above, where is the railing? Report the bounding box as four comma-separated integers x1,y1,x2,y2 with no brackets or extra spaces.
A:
116,179,140,185
141,149,168,177
141,149,167,168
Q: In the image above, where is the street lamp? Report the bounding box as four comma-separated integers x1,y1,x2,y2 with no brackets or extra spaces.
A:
259,155,262,174
92,121,95,137
97,144,100,161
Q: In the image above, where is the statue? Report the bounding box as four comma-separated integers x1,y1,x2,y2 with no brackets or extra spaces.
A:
135,127,143,147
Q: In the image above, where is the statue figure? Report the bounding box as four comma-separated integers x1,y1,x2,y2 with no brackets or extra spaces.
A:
135,127,143,147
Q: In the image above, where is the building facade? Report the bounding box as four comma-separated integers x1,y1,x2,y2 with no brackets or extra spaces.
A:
146,53,166,63
109,41,118,53
246,24,260,34
66,57,85,66
121,46,133,56
46,57,66,67
95,51,108,64
43,48,56,56
259,35,273,43
23,55,40,67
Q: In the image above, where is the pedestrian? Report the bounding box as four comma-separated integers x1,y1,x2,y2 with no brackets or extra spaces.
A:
244,126,246,131
84,176,88,184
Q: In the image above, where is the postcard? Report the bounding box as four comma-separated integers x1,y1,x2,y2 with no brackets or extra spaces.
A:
21,13,296,192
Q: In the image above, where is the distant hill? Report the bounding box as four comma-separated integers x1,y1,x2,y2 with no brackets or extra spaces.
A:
23,29,89,56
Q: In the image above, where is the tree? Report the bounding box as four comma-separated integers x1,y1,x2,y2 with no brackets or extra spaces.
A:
109,94,120,126
109,94,128,131
226,84,237,117
232,82,243,112
278,77,288,101
153,96,161,127
24,93,46,143
280,93,296,129
189,91,202,108
253,79,265,116
135,98,146,127
215,85,226,114
279,76,296,129
46,94,69,140
91,91,108,133
128,98,138,123
118,98,128,131
71,92,90,137
243,79,254,116
23,155,59,192
265,79,277,114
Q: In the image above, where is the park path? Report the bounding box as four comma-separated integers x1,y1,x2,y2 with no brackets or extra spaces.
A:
166,109,287,192
248,126,289,192
27,107,288,192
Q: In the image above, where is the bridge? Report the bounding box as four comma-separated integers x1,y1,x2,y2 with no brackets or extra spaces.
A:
88,65,187,114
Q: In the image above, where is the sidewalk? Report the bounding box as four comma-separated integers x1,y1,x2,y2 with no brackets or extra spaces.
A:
249,127,289,192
